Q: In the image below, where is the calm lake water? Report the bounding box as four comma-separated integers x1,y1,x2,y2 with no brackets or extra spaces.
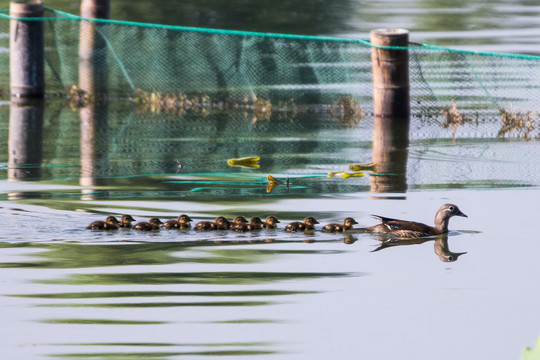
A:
1,1,540,359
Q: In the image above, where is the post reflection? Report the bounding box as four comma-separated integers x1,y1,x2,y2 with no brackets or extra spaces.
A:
371,234,467,263
80,106,110,195
8,98,44,181
370,116,409,194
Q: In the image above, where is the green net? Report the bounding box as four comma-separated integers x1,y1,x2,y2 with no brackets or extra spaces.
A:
0,7,539,139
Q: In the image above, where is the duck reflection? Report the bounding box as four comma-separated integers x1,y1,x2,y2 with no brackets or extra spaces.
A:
370,116,409,194
371,234,467,262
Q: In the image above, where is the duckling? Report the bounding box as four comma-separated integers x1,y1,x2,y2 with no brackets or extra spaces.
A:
133,217,163,231
87,216,120,230
213,216,231,230
359,204,467,238
176,214,193,230
262,216,280,230
194,220,214,231
194,216,230,231
118,214,136,228
322,217,358,232
161,214,193,229
233,216,263,232
228,216,248,229
285,217,319,232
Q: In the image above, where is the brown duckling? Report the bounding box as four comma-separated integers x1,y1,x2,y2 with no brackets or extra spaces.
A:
233,216,263,232
194,216,230,231
285,217,319,232
161,214,193,229
87,216,120,230
213,216,231,230
118,214,136,228
262,216,280,230
176,214,193,230
228,216,248,230
359,204,467,238
133,217,163,231
322,217,358,232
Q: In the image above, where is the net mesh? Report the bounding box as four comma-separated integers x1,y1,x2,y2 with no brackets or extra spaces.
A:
0,7,539,139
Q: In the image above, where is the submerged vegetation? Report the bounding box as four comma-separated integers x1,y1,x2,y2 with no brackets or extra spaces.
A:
498,108,536,140
65,87,365,127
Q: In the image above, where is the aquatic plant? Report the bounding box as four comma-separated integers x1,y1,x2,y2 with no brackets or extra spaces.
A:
330,95,363,128
499,107,536,140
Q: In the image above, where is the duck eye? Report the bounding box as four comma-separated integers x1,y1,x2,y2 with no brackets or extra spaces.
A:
449,206,454,211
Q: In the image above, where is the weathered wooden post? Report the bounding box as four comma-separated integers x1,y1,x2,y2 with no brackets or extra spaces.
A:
10,0,45,98
79,0,111,194
79,0,110,98
370,29,410,195
371,29,409,118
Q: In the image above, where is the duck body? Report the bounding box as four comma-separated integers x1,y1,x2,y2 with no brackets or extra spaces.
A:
233,217,263,232
360,204,467,238
228,216,248,230
162,214,192,229
195,216,230,231
118,214,136,228
285,217,319,232
133,218,163,231
194,221,214,231
213,216,231,230
262,216,280,230
322,217,358,232
87,216,120,230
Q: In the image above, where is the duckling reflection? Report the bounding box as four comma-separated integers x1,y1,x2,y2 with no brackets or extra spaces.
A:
343,234,358,245
371,234,466,263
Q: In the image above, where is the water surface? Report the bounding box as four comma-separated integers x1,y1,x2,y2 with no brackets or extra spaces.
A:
1,1,540,359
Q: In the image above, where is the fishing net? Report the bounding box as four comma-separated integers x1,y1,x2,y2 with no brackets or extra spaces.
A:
0,6,538,139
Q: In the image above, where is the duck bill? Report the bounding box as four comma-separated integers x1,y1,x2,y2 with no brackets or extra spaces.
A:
456,210,468,218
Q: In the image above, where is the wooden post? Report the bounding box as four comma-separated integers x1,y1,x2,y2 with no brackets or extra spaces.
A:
81,0,110,19
371,29,409,118
79,0,111,194
10,0,45,98
79,0,110,99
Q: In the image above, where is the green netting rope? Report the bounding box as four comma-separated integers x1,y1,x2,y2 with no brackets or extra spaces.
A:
2,7,540,61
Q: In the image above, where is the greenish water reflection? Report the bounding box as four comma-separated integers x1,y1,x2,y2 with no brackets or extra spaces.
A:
0,242,347,268
41,319,168,325
51,350,275,358
39,271,354,286
15,289,315,299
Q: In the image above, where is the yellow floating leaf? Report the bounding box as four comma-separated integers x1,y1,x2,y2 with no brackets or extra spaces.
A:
227,156,260,168
341,172,365,178
327,171,347,178
267,175,284,184
348,162,378,171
